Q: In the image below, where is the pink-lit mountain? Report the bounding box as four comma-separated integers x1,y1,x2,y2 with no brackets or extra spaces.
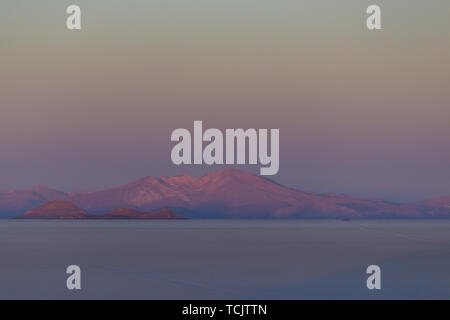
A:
0,186,69,218
1,169,449,218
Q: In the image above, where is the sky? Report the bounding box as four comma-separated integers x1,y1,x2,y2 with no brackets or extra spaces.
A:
1,0,450,202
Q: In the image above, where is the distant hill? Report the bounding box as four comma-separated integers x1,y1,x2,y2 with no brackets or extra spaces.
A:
19,200,88,219
93,208,184,219
19,201,183,220
3,169,450,219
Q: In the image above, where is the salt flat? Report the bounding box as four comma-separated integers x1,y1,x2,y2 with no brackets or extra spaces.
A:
0,220,449,299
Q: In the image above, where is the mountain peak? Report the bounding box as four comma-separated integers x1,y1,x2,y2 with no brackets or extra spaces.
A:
160,174,197,185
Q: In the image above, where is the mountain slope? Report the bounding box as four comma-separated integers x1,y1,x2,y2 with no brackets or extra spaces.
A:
410,195,450,217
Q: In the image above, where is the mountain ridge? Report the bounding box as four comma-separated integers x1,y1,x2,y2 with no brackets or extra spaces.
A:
2,169,450,218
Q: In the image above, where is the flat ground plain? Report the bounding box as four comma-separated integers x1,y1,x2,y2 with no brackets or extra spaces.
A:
0,220,449,299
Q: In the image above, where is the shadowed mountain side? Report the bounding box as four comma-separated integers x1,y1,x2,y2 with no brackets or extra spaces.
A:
3,169,450,219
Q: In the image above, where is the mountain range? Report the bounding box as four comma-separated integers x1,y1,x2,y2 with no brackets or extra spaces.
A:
1,169,450,219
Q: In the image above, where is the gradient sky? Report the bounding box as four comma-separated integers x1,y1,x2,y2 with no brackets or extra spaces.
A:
1,0,449,202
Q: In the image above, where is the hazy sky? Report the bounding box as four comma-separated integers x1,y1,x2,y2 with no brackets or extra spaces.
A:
1,1,449,202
